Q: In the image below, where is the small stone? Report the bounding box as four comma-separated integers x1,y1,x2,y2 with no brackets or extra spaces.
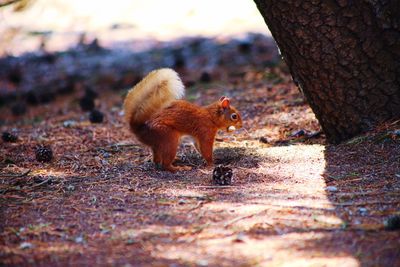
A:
307,131,322,139
63,120,77,128
196,259,209,267
291,129,306,137
89,109,104,123
102,152,111,158
326,186,338,192
259,136,269,144
19,242,33,250
358,207,368,216
75,236,84,243
2,132,18,142
125,239,136,245
101,228,110,234
212,165,233,185
66,184,75,191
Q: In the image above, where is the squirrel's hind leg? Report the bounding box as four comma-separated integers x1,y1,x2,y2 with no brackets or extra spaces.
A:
160,132,192,172
152,130,186,172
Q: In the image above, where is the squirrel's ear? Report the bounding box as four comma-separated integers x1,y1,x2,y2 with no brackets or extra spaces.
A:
220,97,230,109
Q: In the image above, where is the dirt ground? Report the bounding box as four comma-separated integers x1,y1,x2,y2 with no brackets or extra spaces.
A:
1,55,399,266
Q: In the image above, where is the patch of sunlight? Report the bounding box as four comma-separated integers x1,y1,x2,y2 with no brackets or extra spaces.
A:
117,225,186,240
259,144,324,162
165,188,208,199
0,0,270,54
153,144,361,265
2,0,268,37
36,243,83,254
30,168,69,178
250,127,280,141
158,231,360,267
276,232,360,267
281,258,359,267
313,215,343,226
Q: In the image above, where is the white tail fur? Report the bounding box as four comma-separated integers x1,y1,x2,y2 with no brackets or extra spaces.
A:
123,68,184,125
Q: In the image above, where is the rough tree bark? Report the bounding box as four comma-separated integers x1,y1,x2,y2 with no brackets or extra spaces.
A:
254,0,400,143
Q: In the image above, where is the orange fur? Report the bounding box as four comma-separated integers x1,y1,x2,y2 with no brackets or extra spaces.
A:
124,69,243,172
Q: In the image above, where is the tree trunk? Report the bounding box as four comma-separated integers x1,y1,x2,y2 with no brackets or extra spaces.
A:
254,0,400,143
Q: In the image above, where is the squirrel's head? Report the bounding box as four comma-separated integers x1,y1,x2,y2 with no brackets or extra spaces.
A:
216,96,243,132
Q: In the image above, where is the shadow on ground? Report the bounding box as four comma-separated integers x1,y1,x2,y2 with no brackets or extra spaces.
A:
320,126,400,266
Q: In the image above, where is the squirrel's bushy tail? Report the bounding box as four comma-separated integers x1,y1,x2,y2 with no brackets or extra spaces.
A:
123,68,184,128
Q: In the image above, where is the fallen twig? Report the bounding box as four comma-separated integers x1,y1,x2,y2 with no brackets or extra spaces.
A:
333,200,400,207
110,143,140,148
334,190,400,197
0,169,31,178
224,210,271,228
188,201,207,212
32,177,52,188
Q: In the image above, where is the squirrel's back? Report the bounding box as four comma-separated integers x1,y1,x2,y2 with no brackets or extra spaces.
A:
123,68,185,128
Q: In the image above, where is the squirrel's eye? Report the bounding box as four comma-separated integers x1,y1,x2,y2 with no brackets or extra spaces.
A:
231,113,238,120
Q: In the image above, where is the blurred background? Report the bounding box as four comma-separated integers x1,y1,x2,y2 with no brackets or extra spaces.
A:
0,0,270,55
0,0,281,121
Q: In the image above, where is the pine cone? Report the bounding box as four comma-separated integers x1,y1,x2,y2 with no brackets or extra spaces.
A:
212,165,233,185
35,145,53,163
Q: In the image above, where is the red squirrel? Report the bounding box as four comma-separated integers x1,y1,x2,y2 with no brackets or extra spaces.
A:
123,68,243,172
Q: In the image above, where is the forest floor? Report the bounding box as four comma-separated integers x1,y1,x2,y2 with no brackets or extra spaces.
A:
0,35,399,266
